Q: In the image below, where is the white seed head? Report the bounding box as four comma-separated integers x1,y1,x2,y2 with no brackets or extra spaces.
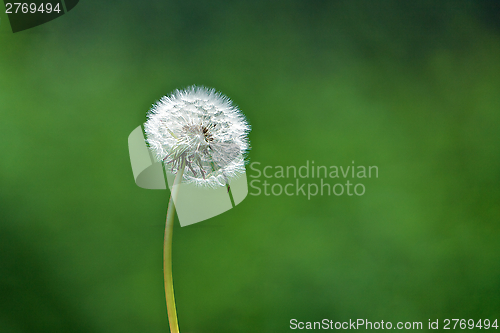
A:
144,86,251,188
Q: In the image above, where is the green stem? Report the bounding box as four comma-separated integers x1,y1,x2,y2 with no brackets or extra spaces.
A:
164,161,185,333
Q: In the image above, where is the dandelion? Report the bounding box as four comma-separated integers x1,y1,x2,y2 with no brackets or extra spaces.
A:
143,86,250,333
144,85,250,188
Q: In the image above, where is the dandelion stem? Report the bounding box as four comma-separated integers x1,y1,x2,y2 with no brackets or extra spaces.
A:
164,160,185,333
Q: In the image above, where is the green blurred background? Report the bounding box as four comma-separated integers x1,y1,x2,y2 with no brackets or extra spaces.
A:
1,1,499,332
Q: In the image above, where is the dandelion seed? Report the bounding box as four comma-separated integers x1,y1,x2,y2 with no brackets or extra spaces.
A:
144,85,251,188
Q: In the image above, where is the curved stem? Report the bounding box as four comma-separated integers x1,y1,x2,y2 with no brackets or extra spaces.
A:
164,161,185,333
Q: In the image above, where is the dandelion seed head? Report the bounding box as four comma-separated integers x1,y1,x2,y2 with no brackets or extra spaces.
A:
144,86,251,188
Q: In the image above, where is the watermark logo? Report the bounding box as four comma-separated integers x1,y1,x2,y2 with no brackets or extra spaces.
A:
2,0,79,33
128,125,249,227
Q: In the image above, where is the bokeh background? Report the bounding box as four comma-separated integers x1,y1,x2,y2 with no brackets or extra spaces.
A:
1,1,499,332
